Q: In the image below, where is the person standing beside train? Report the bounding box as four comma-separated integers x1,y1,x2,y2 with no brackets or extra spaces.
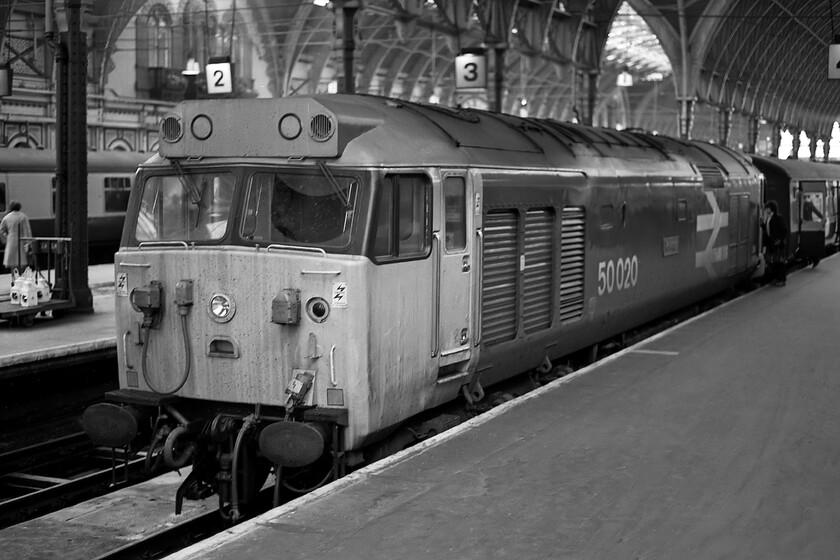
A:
763,200,788,287
0,200,33,274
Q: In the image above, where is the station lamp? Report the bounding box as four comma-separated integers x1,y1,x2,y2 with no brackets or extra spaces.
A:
617,68,633,87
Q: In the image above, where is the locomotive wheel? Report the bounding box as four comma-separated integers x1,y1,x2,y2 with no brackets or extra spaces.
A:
163,425,196,468
19,314,35,328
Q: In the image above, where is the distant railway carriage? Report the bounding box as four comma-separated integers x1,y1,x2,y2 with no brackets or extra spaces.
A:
750,155,840,264
0,148,148,258
82,95,764,521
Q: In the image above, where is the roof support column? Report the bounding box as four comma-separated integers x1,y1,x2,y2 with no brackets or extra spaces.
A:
678,97,695,140
586,71,598,127
747,116,760,154
770,123,782,158
719,107,734,147
789,127,801,159
334,0,359,94
822,134,832,162
676,0,692,140
809,134,817,161
52,0,92,312
493,45,506,113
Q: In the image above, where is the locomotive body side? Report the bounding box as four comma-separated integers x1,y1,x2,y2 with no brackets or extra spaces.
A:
85,95,762,519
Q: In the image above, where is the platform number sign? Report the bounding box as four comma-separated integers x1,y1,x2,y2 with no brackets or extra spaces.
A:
829,44,840,80
455,53,487,90
206,60,234,94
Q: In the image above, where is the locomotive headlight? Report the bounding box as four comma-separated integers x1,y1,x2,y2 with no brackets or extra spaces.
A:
208,293,235,323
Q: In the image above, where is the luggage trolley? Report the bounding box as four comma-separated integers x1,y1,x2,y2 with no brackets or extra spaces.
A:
0,237,76,327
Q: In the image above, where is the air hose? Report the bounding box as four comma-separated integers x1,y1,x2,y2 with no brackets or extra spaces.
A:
141,308,192,395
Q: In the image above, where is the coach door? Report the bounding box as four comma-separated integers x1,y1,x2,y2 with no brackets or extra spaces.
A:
798,181,827,261
434,171,473,367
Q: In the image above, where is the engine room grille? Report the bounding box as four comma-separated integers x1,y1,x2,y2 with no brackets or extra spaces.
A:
482,211,518,346
560,207,585,323
522,209,554,333
697,164,724,189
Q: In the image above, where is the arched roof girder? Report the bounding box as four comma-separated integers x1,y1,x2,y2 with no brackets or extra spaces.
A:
276,3,316,96
356,14,403,93
89,0,149,91
712,3,774,112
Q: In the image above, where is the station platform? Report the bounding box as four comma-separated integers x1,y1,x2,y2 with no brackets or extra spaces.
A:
0,264,116,377
166,255,840,560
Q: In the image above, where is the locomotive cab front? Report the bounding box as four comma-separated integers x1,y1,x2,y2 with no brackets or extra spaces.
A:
83,97,475,520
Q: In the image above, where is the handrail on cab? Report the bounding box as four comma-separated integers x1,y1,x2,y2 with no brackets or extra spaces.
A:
266,244,327,257
138,241,190,249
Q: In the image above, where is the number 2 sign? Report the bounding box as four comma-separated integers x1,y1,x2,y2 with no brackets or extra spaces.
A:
455,53,487,90
206,59,234,94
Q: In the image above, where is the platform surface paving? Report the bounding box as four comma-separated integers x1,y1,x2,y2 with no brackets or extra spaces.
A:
166,256,840,560
0,264,115,373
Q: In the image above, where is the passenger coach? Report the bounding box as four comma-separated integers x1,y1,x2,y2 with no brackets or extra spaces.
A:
751,155,840,264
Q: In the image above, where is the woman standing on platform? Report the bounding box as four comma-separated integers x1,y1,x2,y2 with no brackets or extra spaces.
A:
0,200,32,274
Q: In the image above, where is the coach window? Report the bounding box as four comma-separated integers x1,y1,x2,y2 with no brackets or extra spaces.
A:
104,177,132,212
444,176,466,251
0,183,6,212
373,174,431,261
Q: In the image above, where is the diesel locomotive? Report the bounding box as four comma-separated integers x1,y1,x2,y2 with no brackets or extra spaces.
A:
82,95,764,520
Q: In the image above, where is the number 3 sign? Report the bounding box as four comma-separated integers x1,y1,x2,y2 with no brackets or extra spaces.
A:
206,59,234,94
455,52,487,90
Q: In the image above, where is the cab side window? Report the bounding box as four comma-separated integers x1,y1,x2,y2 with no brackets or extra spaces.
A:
373,174,431,261
0,182,6,212
444,176,466,251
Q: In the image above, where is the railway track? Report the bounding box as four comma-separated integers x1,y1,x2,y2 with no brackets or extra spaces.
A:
0,433,150,528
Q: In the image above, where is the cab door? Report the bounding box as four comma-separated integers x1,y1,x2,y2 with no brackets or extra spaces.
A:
435,171,473,367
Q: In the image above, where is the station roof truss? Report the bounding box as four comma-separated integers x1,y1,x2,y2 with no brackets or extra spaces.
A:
245,0,840,137
2,1,839,139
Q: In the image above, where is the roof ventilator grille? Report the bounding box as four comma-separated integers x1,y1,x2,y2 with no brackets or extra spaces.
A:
310,114,334,142
162,116,183,142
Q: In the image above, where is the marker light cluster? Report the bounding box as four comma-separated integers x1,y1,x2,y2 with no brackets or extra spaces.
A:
161,112,334,144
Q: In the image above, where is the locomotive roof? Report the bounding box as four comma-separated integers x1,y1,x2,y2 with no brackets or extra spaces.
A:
750,155,840,182
157,95,758,181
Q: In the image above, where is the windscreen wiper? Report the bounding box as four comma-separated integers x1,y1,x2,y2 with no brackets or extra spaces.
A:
316,160,351,209
173,160,202,205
